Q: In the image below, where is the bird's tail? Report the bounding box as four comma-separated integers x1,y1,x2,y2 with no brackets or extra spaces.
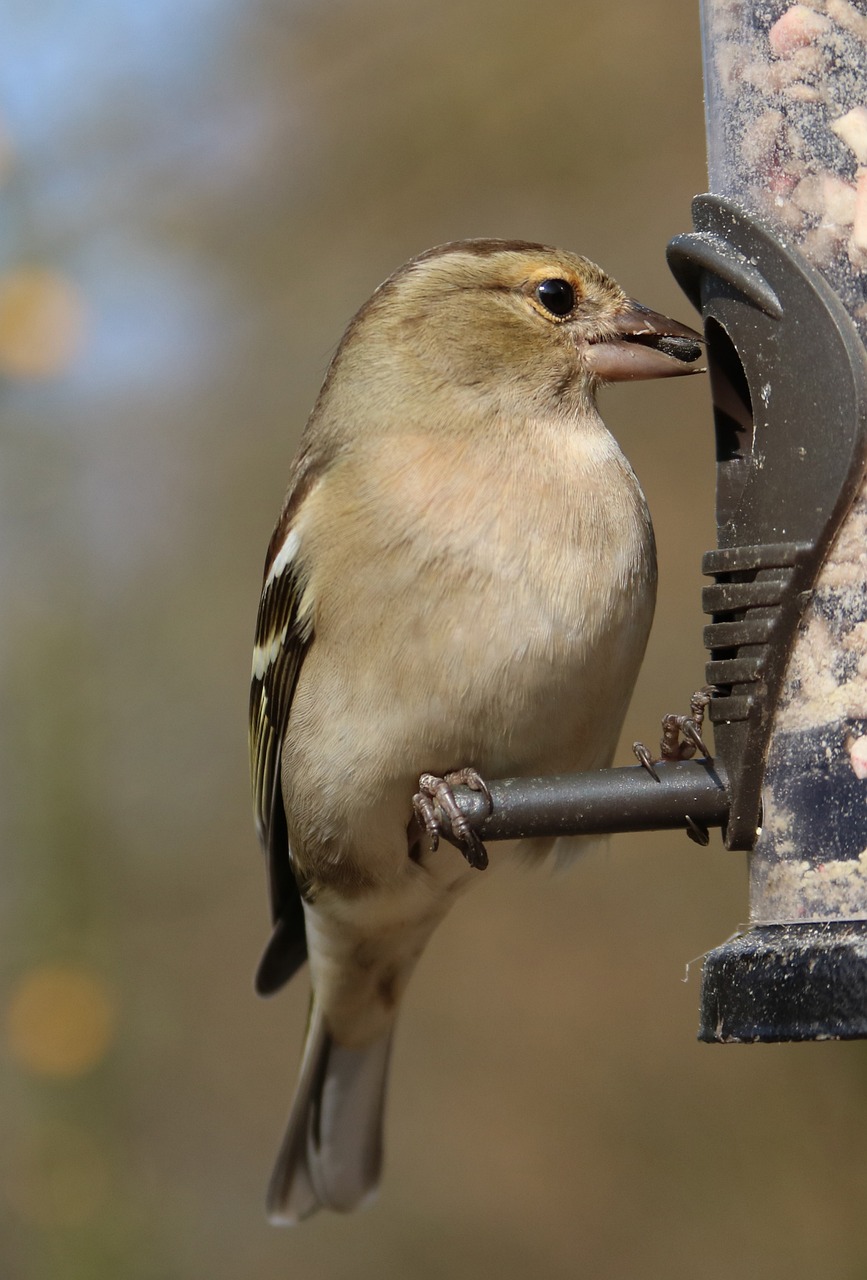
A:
266,997,393,1225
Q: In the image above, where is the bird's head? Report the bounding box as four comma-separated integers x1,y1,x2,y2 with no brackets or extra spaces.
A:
330,240,703,419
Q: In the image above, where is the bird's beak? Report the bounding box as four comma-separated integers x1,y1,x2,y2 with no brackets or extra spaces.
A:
585,300,704,381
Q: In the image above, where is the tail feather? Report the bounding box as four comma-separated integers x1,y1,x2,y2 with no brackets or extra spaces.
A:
267,1000,393,1225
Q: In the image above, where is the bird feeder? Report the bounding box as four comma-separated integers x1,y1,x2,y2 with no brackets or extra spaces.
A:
445,0,867,1044
669,0,867,1041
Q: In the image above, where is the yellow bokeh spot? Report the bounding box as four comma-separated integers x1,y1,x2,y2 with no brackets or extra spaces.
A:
0,268,86,379
6,964,117,1078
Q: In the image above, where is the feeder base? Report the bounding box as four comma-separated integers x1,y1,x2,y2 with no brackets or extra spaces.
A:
699,921,867,1042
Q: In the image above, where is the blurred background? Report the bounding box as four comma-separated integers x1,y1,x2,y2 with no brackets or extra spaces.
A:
1,1,866,1277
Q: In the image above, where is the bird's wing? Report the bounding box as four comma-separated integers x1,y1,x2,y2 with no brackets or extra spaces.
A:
250,511,313,995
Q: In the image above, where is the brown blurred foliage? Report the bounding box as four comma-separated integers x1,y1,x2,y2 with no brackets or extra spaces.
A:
2,3,867,1279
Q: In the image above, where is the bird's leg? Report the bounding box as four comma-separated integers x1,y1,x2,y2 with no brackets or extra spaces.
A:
412,768,493,871
632,685,716,782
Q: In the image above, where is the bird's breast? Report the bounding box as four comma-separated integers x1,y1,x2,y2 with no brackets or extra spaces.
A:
299,415,655,778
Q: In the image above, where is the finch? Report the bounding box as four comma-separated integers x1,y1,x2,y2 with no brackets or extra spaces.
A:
249,239,702,1223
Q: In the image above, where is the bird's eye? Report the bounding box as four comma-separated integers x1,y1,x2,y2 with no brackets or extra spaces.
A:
535,278,575,317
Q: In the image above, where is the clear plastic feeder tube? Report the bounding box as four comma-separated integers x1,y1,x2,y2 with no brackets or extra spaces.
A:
702,0,867,928
702,0,867,334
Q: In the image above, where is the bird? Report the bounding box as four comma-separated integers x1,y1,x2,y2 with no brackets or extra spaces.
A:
249,238,702,1224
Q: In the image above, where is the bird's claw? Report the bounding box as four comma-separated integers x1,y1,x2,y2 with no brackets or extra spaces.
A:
412,768,492,871
660,684,715,763
631,739,660,783
633,685,716,780
685,814,711,846
634,688,716,842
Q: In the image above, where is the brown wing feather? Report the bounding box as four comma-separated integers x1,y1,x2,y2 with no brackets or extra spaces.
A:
249,518,313,994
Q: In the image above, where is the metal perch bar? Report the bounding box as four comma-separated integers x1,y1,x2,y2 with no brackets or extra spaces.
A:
440,760,730,844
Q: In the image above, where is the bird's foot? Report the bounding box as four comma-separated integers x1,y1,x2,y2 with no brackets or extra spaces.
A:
412,768,493,871
632,685,716,782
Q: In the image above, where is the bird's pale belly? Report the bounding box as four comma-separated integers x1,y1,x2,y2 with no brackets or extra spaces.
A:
284,535,652,895
446,605,647,779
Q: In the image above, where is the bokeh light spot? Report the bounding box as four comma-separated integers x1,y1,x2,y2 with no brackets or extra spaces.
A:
0,268,86,379
6,964,117,1078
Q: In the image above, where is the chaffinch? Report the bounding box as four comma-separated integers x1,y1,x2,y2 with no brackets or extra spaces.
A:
249,239,702,1223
